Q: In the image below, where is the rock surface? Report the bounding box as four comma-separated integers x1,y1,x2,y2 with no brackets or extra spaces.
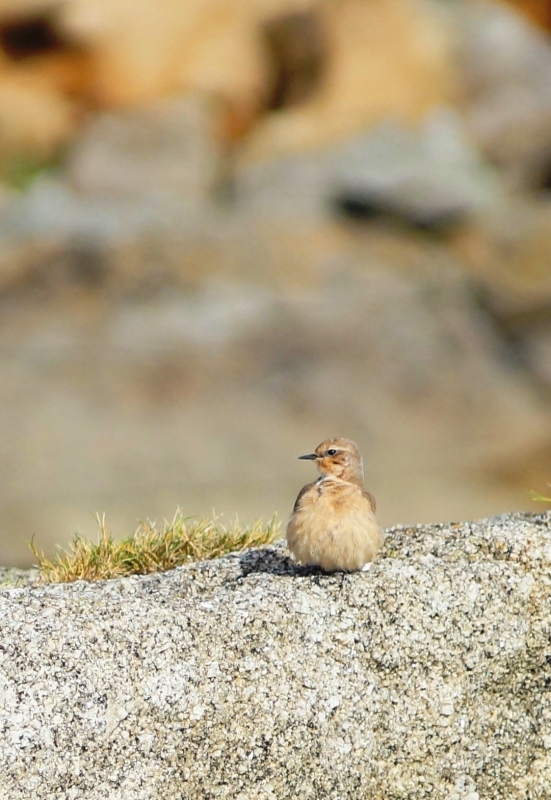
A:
1,511,550,799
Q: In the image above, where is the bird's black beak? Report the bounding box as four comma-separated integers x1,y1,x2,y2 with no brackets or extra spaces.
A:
298,453,317,460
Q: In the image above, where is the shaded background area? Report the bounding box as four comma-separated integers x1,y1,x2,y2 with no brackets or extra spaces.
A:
1,0,551,565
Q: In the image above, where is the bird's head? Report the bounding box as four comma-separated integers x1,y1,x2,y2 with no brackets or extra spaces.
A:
299,437,364,483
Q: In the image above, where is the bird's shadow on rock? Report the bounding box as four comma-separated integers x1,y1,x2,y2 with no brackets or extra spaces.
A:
238,546,346,582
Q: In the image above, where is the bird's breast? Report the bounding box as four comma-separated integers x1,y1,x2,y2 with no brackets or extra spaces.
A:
286,477,383,571
293,480,376,535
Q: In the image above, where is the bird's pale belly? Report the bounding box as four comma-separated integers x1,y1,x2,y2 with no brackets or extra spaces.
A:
287,488,383,572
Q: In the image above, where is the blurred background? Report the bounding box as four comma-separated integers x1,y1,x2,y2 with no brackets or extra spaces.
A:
0,0,551,565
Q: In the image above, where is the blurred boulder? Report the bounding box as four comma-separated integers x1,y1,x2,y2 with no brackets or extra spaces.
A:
0,0,455,168
0,3,93,163
452,197,551,390
504,0,551,30
0,73,76,160
235,108,502,230
458,0,551,189
239,0,455,161
519,322,551,385
330,110,501,229
68,96,219,201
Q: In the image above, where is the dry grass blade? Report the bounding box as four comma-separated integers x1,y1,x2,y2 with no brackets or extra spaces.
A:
30,511,281,584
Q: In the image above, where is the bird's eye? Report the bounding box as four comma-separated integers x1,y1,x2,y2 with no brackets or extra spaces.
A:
327,448,337,456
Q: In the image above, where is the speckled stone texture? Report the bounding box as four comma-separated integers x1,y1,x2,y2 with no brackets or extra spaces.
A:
1,512,550,800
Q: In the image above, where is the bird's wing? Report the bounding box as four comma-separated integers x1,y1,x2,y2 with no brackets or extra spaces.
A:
292,481,318,512
362,490,377,512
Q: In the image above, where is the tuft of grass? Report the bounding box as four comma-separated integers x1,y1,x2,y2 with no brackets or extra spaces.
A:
531,486,551,503
30,510,281,584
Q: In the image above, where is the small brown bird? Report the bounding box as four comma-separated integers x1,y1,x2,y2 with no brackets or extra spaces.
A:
286,437,383,572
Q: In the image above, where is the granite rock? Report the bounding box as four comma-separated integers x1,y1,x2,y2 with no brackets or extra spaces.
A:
0,511,550,799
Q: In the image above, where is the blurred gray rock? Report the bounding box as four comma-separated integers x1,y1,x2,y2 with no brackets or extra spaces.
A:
518,321,551,386
458,0,551,189
452,196,551,390
1,511,550,799
236,109,501,227
330,110,501,228
1,177,202,241
67,95,218,201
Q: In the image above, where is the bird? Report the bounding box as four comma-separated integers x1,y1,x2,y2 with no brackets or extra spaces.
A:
286,437,383,572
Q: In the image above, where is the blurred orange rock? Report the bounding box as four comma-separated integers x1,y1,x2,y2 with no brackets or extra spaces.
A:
240,0,455,161
504,0,551,29
0,69,76,158
0,0,455,164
